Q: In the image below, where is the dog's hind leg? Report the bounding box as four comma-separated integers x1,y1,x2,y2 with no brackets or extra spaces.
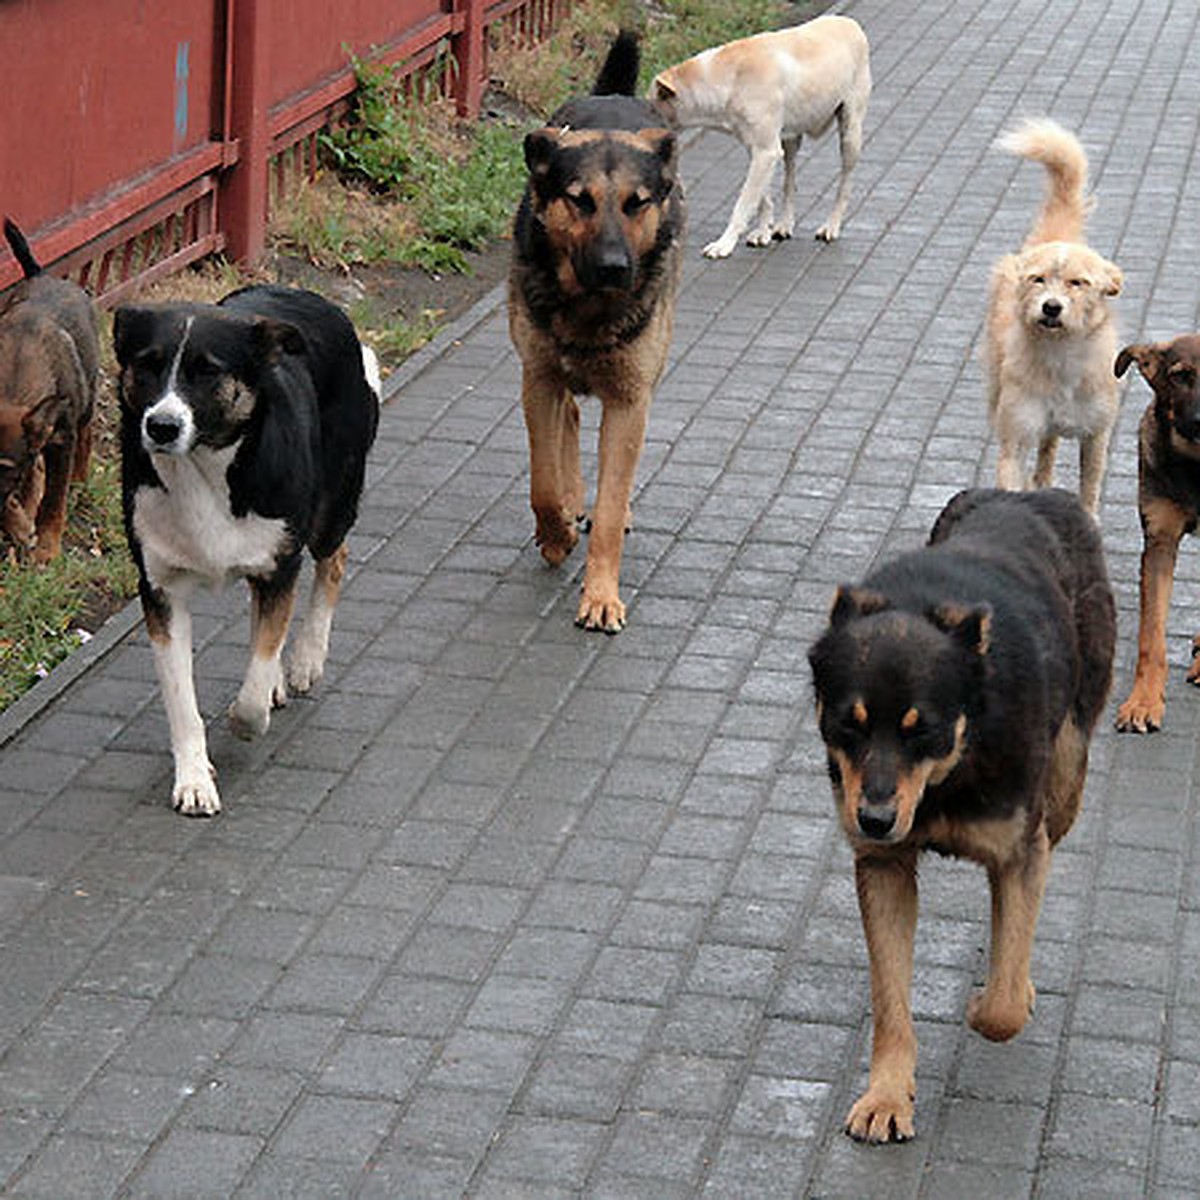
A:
71,417,93,483
967,825,1049,1042
289,543,348,693
847,850,919,1143
704,141,782,259
145,586,220,815
1032,436,1058,490
771,137,801,242
817,97,865,242
229,571,298,741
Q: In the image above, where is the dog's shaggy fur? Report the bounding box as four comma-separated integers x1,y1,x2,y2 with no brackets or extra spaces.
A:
986,119,1123,518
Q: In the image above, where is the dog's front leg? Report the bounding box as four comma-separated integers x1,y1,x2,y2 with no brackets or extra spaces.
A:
577,397,648,632
967,826,1049,1041
230,571,298,740
705,142,782,258
31,433,73,564
523,370,581,566
145,587,219,816
847,849,918,1143
1077,427,1111,518
1116,505,1187,731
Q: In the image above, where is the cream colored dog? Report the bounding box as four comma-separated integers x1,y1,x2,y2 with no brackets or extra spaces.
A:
986,119,1123,518
651,14,870,258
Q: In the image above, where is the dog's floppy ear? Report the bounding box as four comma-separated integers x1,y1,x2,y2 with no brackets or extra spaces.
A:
1115,342,1164,383
251,316,306,365
929,602,992,656
653,76,676,102
829,585,890,627
20,394,60,452
1101,260,1123,297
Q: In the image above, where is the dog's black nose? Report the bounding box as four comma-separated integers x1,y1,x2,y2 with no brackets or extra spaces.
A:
144,414,183,447
594,251,634,290
1041,299,1063,319
857,805,896,839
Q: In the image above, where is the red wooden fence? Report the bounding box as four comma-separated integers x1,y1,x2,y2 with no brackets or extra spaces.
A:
0,0,564,303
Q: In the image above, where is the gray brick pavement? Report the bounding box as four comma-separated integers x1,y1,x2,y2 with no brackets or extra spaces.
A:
3,0,1200,1194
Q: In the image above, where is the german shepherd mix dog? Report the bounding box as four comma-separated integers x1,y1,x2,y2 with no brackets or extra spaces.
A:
809,489,1114,1143
1114,335,1200,733
509,31,684,633
0,218,99,561
115,286,380,815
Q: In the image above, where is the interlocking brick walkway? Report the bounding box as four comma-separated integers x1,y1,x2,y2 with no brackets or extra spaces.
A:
3,1,1200,1195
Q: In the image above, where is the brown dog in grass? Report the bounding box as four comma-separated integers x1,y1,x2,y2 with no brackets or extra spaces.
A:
509,32,684,633
1114,335,1200,732
0,218,98,561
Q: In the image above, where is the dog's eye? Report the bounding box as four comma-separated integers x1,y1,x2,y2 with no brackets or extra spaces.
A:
186,354,222,380
1029,275,1045,285
1068,278,1087,288
1172,367,1198,388
567,190,596,215
132,350,165,377
623,192,651,217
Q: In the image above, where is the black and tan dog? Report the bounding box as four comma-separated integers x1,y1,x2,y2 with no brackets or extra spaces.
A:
509,31,684,632
808,488,1114,1143
0,218,99,561
1114,335,1200,732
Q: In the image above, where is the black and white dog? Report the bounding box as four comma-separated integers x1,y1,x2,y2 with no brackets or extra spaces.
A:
114,285,380,815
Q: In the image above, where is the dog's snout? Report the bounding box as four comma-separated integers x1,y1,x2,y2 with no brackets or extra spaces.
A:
856,804,897,840
142,408,189,452
594,246,634,290
1041,299,1063,319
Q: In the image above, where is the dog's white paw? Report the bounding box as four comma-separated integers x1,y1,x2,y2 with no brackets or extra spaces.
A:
172,761,220,816
771,222,794,241
228,695,272,741
815,222,841,243
288,645,326,694
746,227,774,248
703,237,736,259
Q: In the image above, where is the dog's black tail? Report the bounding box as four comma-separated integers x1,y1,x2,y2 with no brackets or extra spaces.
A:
3,218,42,278
592,30,640,97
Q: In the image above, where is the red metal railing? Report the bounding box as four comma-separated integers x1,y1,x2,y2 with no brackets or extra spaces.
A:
0,0,564,304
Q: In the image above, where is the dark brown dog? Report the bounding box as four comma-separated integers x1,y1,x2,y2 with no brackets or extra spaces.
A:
1114,334,1200,732
810,488,1114,1142
0,219,98,562
509,32,685,632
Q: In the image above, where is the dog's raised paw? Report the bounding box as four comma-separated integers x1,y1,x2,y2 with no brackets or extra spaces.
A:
966,981,1035,1042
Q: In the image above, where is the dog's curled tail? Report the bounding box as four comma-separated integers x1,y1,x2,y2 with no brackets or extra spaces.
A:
592,29,640,97
3,217,43,278
999,117,1090,246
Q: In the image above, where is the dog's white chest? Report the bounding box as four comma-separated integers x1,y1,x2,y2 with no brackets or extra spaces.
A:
133,446,289,587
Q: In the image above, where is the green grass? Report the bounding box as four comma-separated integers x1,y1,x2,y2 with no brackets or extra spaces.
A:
0,455,136,711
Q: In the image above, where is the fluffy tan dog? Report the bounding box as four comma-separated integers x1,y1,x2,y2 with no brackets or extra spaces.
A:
651,14,870,258
986,119,1123,518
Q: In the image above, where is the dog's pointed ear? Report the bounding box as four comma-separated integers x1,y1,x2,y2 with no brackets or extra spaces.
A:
251,317,305,365
112,306,156,367
1115,342,1164,383
829,586,890,627
929,602,992,656
524,128,561,179
637,128,677,169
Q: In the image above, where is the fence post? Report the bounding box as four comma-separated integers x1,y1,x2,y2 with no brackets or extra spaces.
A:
452,0,485,118
223,0,271,263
